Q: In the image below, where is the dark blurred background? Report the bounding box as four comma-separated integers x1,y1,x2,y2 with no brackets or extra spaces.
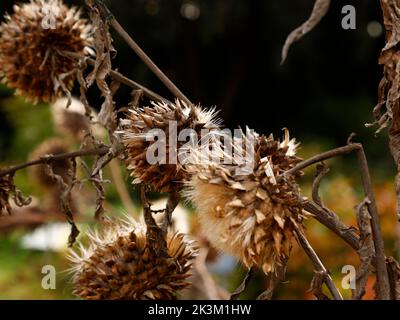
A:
0,0,389,162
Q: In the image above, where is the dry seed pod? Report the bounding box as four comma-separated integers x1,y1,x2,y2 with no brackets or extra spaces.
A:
120,99,221,193
0,0,93,103
29,138,72,190
185,129,304,274
69,218,197,300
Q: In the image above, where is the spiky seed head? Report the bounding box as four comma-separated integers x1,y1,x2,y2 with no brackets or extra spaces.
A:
0,0,93,103
120,99,221,193
69,218,197,300
184,129,304,274
29,138,72,190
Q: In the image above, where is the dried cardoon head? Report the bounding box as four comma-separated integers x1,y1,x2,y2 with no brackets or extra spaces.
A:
29,138,72,190
185,129,304,274
120,99,221,193
69,218,197,300
0,0,93,103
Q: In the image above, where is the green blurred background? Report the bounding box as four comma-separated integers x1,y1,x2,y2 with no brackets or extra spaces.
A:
0,0,399,299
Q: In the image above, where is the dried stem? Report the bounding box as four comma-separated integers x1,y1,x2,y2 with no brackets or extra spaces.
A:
162,191,180,233
283,144,360,178
93,0,191,105
312,162,330,208
293,227,343,300
194,247,230,300
62,51,170,103
140,185,168,257
353,198,374,300
284,142,390,299
356,145,390,299
303,200,360,250
108,159,136,216
0,146,110,178
256,261,287,300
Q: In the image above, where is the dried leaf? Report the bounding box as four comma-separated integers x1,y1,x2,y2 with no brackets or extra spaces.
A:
281,0,331,64
309,271,330,300
353,199,374,300
0,174,13,215
386,256,400,300
85,0,117,131
257,262,287,300
0,173,31,215
45,158,79,246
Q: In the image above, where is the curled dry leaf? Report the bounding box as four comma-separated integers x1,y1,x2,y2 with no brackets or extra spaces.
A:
281,0,331,64
230,267,255,300
386,256,400,300
44,158,79,246
0,174,13,215
353,199,374,300
0,172,31,215
309,271,330,300
372,0,400,221
85,0,117,132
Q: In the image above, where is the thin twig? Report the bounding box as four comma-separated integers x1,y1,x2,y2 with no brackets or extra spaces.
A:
194,247,230,300
61,51,170,103
303,200,360,250
293,227,343,300
356,145,391,299
162,191,180,233
284,142,391,299
93,0,192,105
0,146,110,178
282,144,361,178
312,162,330,208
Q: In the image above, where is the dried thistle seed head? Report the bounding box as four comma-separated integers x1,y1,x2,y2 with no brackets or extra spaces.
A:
120,99,221,193
29,138,72,190
184,129,304,274
69,217,197,300
0,0,93,103
0,173,12,215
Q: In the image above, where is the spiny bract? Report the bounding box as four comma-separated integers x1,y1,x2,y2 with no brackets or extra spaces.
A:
120,99,221,193
185,129,304,274
69,217,197,300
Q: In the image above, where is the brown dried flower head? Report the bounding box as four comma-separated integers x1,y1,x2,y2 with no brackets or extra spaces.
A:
29,138,72,190
69,217,197,300
120,99,221,193
185,129,304,274
51,97,91,139
0,0,93,103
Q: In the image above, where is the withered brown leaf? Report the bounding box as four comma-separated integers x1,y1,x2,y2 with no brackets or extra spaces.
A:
281,0,331,64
